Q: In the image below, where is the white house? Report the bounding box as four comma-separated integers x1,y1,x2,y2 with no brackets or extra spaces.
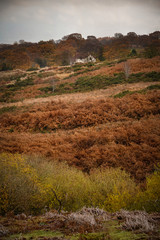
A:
74,55,96,64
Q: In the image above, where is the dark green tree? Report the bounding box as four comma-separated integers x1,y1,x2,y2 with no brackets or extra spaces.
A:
144,45,160,58
35,58,47,68
98,47,105,61
129,49,137,57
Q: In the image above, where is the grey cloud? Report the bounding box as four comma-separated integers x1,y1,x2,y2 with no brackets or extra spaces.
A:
1,0,160,7
0,0,159,43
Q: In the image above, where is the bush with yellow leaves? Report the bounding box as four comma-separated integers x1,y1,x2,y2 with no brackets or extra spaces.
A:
135,166,160,212
0,153,94,214
90,168,137,211
28,156,94,212
0,153,159,215
0,153,47,215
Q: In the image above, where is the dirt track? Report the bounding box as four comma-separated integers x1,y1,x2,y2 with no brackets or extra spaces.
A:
0,81,159,109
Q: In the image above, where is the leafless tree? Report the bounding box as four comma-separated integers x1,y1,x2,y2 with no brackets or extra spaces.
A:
124,61,131,80
52,78,55,92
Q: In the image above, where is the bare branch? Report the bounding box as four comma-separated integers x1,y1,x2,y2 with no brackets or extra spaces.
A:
124,61,131,80
51,189,62,214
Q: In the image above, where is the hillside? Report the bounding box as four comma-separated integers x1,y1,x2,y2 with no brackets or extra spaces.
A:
0,32,160,240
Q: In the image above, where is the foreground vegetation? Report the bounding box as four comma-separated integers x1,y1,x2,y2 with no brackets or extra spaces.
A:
1,212,158,240
0,153,160,239
0,153,159,215
1,208,160,240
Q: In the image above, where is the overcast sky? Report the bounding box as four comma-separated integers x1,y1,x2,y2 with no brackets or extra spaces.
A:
0,0,160,44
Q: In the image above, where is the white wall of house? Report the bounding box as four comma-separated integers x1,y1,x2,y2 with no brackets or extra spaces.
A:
74,55,96,64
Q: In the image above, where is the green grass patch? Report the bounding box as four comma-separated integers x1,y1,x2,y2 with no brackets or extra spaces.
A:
29,71,37,75
13,77,33,89
0,73,27,84
39,86,53,93
54,73,124,95
65,64,101,79
146,84,160,90
6,230,63,240
1,70,159,102
72,64,83,72
3,228,149,240
105,221,148,240
102,59,126,67
27,67,38,71
0,77,34,102
37,71,160,98
0,106,17,115
114,90,132,98
128,71,160,83
37,72,55,78
78,232,108,240
73,74,123,91
114,84,160,98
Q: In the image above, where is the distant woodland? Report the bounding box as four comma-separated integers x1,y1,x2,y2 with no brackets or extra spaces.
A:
0,31,160,70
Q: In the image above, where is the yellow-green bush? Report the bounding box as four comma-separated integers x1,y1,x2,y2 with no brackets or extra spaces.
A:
0,153,47,215
0,153,159,215
90,168,137,211
0,153,94,214
135,168,160,212
27,156,94,212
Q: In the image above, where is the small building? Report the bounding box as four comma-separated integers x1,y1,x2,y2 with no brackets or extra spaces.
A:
86,55,96,63
74,55,96,64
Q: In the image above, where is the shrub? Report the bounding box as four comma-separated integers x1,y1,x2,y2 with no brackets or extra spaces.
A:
144,45,160,58
27,67,38,71
0,153,159,215
0,154,94,214
0,153,47,215
135,166,160,212
30,156,94,212
129,49,137,57
0,63,13,71
90,168,137,211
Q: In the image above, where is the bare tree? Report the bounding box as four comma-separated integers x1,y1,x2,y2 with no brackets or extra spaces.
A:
52,78,55,92
124,61,131,80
